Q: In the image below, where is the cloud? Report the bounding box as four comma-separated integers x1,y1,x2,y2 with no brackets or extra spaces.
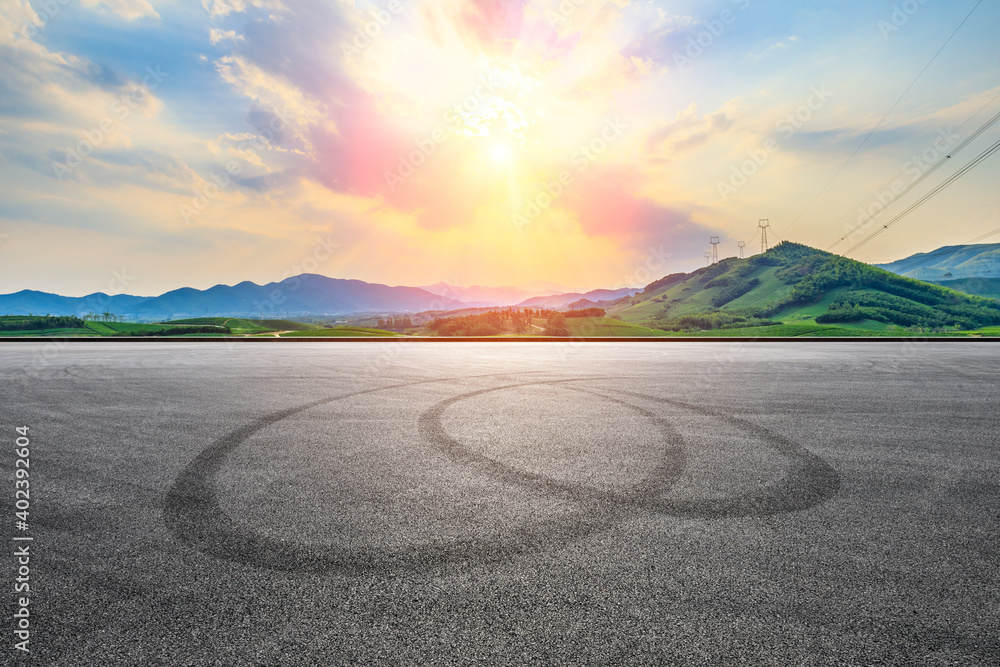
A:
73,147,203,194
453,0,527,58
558,165,705,245
209,28,244,45
749,35,799,59
646,101,738,158
202,0,284,19
0,3,162,129
213,54,325,148
79,0,160,21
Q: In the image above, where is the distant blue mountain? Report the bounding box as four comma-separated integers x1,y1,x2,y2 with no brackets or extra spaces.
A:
515,287,641,309
0,290,150,316
0,275,464,320
878,243,1000,280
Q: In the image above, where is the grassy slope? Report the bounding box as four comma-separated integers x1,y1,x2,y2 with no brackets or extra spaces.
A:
612,257,775,323
610,242,1000,335
84,322,117,335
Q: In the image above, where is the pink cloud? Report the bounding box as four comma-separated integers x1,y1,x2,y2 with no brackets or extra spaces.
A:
454,0,527,57
559,166,709,252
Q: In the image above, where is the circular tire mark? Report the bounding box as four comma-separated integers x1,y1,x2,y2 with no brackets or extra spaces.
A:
424,381,840,519
165,374,636,574
417,378,689,508
165,374,839,575
573,386,841,517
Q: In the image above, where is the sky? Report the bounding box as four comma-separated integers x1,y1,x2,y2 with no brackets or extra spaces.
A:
0,0,998,297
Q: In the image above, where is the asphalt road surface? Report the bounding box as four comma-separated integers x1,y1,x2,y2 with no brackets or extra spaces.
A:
1,341,998,665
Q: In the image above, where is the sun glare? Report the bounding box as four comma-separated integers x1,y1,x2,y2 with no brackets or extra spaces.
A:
487,139,514,165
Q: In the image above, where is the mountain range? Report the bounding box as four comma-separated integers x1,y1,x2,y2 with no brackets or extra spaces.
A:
878,243,1000,280
877,243,1000,301
5,242,1000,322
0,275,465,321
0,275,637,320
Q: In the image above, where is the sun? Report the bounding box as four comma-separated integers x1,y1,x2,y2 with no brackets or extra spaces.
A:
486,138,514,166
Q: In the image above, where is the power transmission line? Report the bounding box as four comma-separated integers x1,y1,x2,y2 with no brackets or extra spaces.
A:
843,136,1000,255
819,93,1000,249
839,201,1000,276
879,200,1000,237
828,108,1000,250
780,0,985,238
968,226,1000,244
876,223,1000,277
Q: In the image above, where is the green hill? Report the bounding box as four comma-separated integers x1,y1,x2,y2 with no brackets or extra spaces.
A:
610,242,1000,334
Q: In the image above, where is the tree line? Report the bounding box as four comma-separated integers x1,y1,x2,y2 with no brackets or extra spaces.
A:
115,325,231,337
375,317,414,330
0,316,85,331
81,312,129,322
426,307,604,336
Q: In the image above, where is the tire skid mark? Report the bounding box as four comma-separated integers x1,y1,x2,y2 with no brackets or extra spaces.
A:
429,381,840,520
164,372,614,575
570,386,841,517
419,379,688,507
165,374,840,575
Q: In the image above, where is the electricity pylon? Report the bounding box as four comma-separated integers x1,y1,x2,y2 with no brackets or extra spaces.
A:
710,236,720,264
758,219,771,253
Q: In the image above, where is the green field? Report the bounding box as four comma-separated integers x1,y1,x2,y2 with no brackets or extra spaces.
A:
0,316,381,338
280,327,400,337
163,318,314,334
84,321,117,335
655,324,841,337
101,322,179,334
963,326,1000,337
565,317,675,337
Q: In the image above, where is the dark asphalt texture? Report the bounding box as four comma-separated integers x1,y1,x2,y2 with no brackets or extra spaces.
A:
1,341,998,665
